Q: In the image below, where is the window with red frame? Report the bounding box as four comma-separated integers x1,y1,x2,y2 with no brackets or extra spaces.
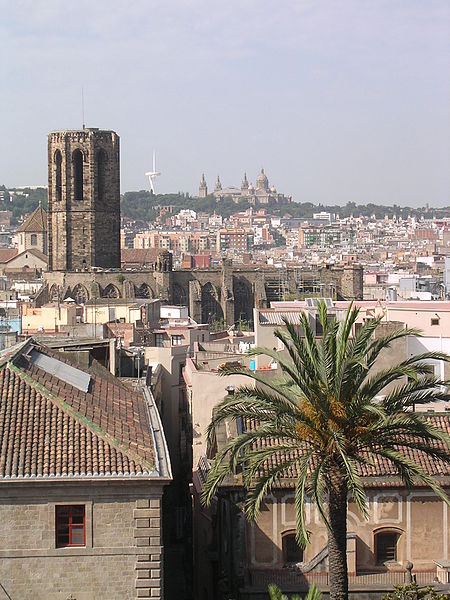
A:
56,505,85,547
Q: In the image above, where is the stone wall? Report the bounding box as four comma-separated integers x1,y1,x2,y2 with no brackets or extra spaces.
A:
245,490,450,572
42,263,364,327
47,129,121,272
192,483,450,599
0,481,164,600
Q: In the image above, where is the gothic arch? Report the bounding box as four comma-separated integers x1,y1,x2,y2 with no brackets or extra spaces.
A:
233,278,254,326
102,283,121,299
201,282,223,324
72,149,84,201
49,284,60,302
172,283,188,306
135,283,153,299
54,150,62,201
72,283,89,304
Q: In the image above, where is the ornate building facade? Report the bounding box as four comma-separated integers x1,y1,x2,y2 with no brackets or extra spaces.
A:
201,169,291,205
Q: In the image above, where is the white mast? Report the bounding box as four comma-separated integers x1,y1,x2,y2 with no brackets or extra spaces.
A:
145,150,161,194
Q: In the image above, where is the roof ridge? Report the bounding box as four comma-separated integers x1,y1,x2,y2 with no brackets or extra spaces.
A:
7,361,155,473
0,338,33,368
16,205,48,233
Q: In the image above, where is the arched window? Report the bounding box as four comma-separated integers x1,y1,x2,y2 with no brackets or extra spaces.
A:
96,149,107,202
30,234,37,246
54,150,62,201
282,532,304,564
73,149,84,201
375,530,401,564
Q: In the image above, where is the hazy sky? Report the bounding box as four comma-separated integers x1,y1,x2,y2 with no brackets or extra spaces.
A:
1,0,449,206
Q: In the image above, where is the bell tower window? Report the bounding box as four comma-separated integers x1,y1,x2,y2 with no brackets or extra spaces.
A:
54,150,62,201
73,149,84,201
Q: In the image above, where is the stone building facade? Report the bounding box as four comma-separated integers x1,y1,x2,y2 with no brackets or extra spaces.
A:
42,258,363,328
0,339,171,599
0,482,165,600
47,128,120,271
192,413,450,599
16,204,48,255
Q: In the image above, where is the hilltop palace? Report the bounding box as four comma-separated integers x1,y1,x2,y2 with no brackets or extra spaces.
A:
199,169,291,205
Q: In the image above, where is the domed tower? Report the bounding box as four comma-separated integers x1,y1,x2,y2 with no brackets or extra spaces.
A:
199,173,208,198
255,168,269,191
214,175,222,193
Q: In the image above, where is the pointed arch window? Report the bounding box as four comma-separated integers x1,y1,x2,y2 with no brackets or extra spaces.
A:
73,149,84,201
54,150,62,201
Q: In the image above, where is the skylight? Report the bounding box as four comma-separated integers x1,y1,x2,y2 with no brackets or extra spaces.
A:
29,350,91,393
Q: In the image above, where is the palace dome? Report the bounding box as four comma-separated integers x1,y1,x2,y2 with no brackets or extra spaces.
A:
255,168,269,191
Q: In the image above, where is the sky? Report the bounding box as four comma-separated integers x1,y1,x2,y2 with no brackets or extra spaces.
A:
0,0,449,206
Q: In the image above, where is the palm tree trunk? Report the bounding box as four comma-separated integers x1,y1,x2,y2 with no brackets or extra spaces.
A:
327,474,348,600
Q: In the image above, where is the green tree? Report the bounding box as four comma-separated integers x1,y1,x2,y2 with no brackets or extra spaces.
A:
209,318,225,332
382,582,449,600
202,303,450,600
269,583,322,600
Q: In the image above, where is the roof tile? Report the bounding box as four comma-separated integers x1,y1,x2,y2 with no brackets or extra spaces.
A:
16,206,47,233
0,342,156,479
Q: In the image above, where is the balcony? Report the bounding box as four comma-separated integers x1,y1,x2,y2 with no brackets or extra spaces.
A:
248,568,440,592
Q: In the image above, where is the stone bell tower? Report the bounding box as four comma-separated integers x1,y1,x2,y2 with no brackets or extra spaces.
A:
47,128,121,272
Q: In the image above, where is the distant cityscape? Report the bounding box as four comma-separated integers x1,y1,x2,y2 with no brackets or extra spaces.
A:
0,128,448,600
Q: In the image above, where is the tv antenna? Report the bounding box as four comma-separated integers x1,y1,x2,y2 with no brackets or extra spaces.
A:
82,87,85,129
145,150,161,194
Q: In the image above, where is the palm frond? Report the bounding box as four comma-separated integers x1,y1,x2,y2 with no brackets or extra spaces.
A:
375,447,450,505
202,299,450,593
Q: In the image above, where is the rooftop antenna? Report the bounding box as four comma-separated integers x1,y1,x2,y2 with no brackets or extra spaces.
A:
145,150,161,194
82,87,85,130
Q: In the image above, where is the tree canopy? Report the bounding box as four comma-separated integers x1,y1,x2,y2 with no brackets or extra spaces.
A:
202,303,450,600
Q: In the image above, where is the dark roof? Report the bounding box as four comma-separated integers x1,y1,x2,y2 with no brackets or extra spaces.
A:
0,340,157,480
16,206,47,233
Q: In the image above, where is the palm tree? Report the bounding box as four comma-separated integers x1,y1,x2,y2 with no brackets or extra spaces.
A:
269,582,322,600
202,303,450,600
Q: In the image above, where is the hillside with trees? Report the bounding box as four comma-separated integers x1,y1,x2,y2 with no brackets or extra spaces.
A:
1,185,448,226
0,186,48,226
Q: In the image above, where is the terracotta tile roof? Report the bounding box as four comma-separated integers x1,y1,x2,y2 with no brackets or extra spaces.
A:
0,248,18,263
16,206,47,233
258,311,305,326
4,248,47,265
242,415,450,486
21,248,48,263
121,248,159,267
0,341,156,479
